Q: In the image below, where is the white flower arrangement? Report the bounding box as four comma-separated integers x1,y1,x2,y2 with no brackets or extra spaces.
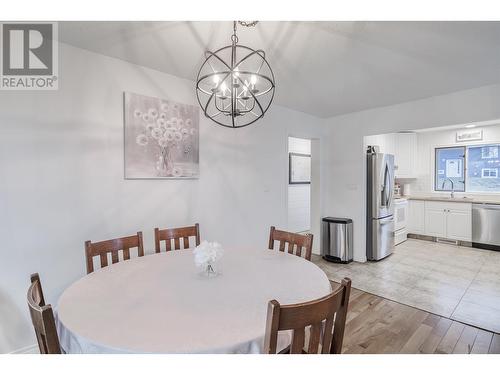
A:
148,108,158,119
193,241,224,275
132,100,196,177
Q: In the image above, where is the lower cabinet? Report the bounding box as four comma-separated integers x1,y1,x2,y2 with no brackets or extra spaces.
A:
424,205,448,238
408,200,472,241
408,200,425,234
446,208,472,241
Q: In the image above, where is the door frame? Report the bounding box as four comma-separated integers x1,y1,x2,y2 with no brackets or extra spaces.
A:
285,134,321,254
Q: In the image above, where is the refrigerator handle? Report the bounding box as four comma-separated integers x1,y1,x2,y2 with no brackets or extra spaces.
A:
381,163,392,207
379,216,394,224
386,166,393,208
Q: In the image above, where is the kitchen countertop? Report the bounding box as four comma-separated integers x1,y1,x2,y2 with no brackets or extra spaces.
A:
404,195,500,205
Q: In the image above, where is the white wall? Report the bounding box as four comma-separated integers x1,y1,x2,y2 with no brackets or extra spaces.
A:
287,137,311,233
0,43,327,353
324,83,500,262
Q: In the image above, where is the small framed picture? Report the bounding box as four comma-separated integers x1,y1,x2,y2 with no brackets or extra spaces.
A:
289,152,311,184
456,129,483,142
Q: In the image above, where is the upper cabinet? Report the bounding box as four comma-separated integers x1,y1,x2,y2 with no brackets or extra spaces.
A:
365,133,395,155
365,132,417,179
394,133,417,179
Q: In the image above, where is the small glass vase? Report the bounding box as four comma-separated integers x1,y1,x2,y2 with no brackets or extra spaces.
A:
201,262,219,278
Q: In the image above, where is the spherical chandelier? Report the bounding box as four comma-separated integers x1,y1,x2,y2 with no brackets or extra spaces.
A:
196,21,276,128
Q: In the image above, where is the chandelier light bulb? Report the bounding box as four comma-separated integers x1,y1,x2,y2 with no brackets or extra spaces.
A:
220,81,227,93
241,85,250,100
213,74,220,84
250,75,257,85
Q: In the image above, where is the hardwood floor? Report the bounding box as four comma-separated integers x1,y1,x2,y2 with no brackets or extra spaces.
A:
336,282,500,354
315,239,500,333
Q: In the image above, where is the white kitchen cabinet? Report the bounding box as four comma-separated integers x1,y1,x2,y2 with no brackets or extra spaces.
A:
424,204,448,238
423,201,472,241
365,132,416,178
447,207,472,241
394,133,417,179
383,133,396,156
408,200,425,234
365,133,395,155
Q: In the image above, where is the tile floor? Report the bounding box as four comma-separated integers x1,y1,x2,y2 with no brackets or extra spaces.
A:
313,239,500,333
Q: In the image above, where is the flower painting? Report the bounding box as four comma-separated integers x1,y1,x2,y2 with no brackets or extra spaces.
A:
124,92,199,179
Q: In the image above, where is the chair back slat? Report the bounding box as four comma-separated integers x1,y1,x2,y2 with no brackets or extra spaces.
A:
307,322,322,354
290,328,305,354
111,250,119,264
321,316,335,354
27,273,61,354
279,240,285,252
85,232,144,274
154,223,200,253
295,243,302,257
100,253,108,268
268,226,313,261
264,278,351,354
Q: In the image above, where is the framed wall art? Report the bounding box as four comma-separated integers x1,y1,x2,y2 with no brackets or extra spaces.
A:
289,152,311,184
124,92,199,179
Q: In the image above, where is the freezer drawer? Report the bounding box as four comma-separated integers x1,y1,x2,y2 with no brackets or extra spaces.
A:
472,203,500,247
368,216,395,261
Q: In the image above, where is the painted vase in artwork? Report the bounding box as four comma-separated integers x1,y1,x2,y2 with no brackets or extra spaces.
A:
125,92,200,179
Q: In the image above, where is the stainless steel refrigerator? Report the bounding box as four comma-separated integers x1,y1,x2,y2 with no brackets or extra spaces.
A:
366,148,395,261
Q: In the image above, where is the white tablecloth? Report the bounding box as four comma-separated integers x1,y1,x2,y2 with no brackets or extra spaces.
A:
56,248,331,354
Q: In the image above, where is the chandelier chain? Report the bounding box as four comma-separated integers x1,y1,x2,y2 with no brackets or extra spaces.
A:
231,21,238,44
231,21,259,44
238,21,259,28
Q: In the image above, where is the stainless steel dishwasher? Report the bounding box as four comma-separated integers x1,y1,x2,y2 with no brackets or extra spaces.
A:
472,203,500,249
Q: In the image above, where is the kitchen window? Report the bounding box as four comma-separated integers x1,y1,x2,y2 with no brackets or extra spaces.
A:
467,144,500,192
434,144,500,193
434,146,465,192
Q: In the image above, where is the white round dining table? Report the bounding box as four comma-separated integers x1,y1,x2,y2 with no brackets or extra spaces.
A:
56,248,332,354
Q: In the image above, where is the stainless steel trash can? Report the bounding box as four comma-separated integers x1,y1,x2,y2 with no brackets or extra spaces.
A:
321,217,353,263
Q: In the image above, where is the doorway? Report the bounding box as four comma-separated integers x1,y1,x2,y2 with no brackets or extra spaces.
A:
286,135,321,254
287,137,312,233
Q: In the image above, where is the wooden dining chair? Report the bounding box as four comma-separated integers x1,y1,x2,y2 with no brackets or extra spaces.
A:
85,232,144,274
154,223,200,252
27,273,61,354
264,277,351,354
268,226,314,261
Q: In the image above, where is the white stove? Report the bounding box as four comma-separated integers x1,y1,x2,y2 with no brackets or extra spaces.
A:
394,197,408,245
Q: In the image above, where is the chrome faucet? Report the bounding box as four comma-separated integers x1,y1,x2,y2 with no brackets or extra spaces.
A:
442,178,455,198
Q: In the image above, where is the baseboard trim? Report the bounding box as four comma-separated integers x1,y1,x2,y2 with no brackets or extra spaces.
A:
9,344,38,354
407,233,472,247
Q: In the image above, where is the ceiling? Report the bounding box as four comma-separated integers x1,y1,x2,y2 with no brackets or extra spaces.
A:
59,21,500,118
